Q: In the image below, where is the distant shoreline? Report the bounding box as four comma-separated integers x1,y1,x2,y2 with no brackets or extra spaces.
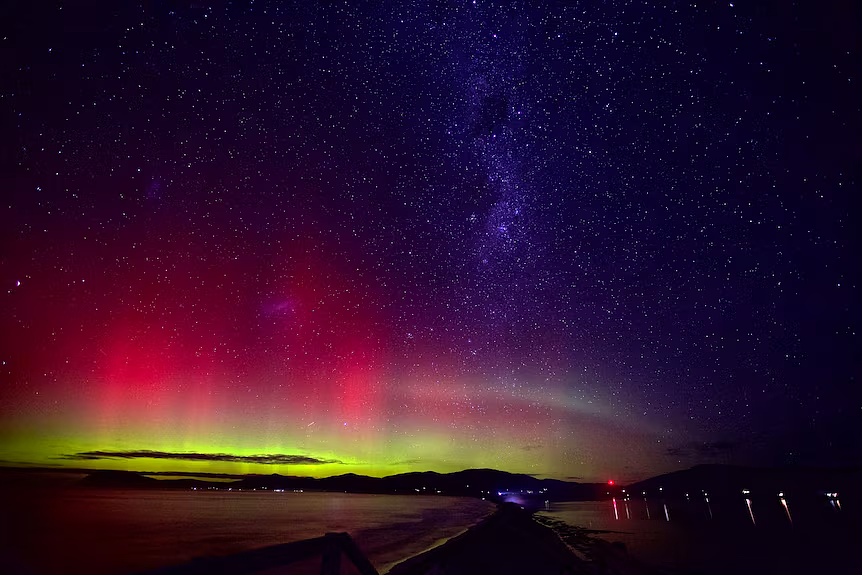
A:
67,468,610,502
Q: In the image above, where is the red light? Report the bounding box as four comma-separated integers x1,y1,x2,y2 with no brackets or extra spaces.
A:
608,480,615,486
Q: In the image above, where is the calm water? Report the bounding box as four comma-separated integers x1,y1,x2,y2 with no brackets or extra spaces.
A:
539,496,861,574
0,487,494,575
4,485,858,575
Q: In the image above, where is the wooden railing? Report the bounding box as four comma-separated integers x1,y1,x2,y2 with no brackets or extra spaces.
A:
138,532,380,575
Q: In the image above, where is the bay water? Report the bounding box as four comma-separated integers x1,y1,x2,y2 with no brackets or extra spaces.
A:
0,487,494,574
539,496,860,574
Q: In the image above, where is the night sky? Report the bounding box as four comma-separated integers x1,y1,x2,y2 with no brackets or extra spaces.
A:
1,1,859,482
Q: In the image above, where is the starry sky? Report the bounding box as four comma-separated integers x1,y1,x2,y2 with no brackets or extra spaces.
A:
1,1,859,482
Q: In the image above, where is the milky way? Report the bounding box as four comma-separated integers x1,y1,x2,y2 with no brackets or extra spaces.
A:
1,1,859,481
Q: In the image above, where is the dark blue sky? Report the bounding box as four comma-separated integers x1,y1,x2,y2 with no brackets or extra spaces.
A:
1,1,859,480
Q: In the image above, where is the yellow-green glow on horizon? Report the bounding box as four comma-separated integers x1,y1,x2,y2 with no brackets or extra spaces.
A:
0,370,670,483
0,402,667,482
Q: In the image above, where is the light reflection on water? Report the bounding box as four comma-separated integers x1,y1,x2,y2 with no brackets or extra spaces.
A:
745,497,756,525
780,496,792,524
538,495,858,575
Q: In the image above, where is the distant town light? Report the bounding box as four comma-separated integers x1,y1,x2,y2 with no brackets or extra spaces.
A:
607,480,615,486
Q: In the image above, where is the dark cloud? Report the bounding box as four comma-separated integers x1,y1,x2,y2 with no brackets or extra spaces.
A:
59,450,342,465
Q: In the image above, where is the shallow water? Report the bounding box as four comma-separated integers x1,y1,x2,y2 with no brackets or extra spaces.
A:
0,487,494,574
539,497,861,574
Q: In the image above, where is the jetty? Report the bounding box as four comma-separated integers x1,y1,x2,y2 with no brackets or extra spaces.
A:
139,503,653,575
387,502,591,575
